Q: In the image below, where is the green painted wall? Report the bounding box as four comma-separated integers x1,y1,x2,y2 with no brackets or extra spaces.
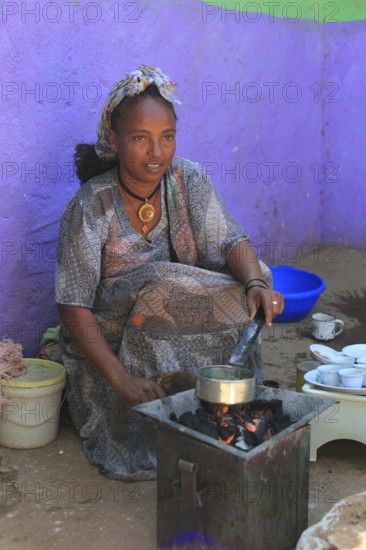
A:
201,0,366,22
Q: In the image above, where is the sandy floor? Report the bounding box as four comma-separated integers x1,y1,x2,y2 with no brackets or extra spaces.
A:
1,247,365,549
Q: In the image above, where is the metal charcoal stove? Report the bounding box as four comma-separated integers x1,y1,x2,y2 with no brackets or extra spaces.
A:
135,386,335,550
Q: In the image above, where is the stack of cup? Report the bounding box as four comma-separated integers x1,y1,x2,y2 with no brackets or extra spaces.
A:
317,364,365,389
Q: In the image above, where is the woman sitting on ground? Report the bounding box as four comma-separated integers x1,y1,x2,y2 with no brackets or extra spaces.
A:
55,65,284,480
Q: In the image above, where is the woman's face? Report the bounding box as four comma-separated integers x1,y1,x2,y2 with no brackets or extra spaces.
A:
111,95,177,189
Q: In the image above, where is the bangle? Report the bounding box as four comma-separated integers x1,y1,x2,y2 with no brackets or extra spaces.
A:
245,278,269,291
245,284,269,296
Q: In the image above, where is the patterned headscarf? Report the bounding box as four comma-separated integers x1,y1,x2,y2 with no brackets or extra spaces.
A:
95,65,181,161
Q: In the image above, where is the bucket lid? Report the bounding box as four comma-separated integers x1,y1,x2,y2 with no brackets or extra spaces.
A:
0,359,66,388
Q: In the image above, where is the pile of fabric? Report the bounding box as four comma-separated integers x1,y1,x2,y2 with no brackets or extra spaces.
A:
0,339,28,411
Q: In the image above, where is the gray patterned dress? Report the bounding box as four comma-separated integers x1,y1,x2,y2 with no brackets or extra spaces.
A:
56,157,271,480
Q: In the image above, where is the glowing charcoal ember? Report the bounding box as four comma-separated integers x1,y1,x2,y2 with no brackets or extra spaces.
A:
172,398,292,451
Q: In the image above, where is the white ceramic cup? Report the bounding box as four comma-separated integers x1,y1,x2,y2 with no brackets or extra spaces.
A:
311,313,344,341
317,365,341,386
339,368,364,389
330,356,355,367
354,366,366,386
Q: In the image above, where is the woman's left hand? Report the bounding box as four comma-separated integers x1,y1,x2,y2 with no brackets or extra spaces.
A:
246,286,285,327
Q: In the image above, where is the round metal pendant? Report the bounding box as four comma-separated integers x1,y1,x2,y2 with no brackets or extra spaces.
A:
138,203,155,223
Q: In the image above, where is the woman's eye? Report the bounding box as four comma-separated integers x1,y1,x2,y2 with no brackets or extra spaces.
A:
133,136,145,141
164,135,175,141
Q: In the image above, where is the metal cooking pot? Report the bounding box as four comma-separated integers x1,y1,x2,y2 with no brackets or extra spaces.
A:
195,308,264,405
195,365,255,405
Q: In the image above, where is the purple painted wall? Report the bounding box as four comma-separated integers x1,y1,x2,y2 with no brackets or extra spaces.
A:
1,1,365,354
320,21,366,248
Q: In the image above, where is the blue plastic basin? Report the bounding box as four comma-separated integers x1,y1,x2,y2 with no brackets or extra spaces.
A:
270,266,326,323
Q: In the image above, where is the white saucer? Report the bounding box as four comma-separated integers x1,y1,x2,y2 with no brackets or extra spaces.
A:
304,369,366,396
342,344,366,358
309,344,344,365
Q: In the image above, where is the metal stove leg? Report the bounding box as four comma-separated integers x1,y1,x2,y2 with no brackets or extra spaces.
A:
175,459,199,534
171,459,210,540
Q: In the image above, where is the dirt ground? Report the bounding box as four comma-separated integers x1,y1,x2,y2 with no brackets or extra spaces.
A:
0,246,365,550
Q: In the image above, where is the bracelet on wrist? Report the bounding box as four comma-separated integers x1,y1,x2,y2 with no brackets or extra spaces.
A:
245,284,269,296
245,278,269,292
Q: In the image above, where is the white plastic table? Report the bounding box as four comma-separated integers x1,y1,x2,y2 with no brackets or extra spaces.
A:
302,383,366,461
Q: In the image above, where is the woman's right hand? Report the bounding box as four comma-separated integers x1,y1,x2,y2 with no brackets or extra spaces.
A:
113,372,166,406
58,304,166,406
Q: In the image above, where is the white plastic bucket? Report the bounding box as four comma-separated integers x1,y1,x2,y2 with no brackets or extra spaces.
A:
0,358,66,449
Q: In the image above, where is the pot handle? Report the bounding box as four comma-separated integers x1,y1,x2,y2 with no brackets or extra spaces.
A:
228,306,265,367
334,319,344,336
